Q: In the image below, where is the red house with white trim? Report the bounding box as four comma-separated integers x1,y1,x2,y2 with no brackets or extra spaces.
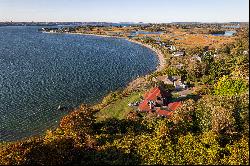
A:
138,87,181,117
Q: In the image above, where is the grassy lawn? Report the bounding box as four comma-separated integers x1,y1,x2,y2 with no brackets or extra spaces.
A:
95,92,142,121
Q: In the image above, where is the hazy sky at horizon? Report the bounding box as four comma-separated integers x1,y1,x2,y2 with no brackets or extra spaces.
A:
0,0,249,22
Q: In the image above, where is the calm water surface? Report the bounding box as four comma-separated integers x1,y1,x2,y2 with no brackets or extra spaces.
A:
0,26,158,142
211,30,236,36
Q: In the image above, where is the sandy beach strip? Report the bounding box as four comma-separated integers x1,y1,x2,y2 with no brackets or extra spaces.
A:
126,38,166,71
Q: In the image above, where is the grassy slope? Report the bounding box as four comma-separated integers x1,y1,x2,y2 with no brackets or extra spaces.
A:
95,92,142,121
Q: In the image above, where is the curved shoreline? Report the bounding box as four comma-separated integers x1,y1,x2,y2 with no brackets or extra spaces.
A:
2,31,166,143
89,34,166,71
46,32,166,72
126,38,166,72
58,32,166,94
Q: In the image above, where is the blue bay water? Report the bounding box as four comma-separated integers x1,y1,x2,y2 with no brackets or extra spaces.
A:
211,30,236,36
0,26,158,142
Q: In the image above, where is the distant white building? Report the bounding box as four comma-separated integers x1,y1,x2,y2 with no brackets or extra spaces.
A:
172,51,185,57
174,80,188,90
166,45,176,51
153,75,187,90
175,63,184,69
191,55,202,62
243,50,249,55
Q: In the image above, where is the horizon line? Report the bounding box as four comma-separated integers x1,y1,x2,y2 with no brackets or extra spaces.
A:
0,21,249,23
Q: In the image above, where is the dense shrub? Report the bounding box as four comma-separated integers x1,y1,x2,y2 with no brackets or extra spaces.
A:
214,75,248,96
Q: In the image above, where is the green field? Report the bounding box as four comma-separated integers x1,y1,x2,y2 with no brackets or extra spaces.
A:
95,92,142,121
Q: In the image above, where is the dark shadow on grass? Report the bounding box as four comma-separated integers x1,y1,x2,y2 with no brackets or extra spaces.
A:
93,118,152,145
23,137,141,165
93,118,151,135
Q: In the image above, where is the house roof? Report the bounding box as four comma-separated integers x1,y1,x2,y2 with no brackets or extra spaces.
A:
139,87,162,112
138,100,151,112
168,102,182,111
156,108,173,117
156,75,168,82
173,51,185,56
139,87,171,112
156,102,181,117
143,87,161,101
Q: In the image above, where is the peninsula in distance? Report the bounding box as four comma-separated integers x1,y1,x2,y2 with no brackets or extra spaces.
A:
0,0,249,165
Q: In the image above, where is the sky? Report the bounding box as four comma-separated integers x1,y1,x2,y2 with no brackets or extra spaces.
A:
0,0,249,23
